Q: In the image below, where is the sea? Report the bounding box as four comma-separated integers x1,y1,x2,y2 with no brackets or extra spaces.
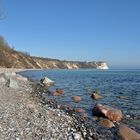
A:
20,69,140,130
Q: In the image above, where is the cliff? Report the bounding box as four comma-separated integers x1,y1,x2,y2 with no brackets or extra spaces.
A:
0,36,109,69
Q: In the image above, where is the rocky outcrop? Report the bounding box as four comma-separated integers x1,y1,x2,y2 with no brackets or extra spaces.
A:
0,36,109,69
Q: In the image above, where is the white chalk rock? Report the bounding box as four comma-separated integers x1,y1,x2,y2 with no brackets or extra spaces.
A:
6,77,19,89
40,77,54,86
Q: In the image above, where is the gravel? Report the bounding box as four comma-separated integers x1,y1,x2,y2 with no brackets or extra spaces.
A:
0,68,120,140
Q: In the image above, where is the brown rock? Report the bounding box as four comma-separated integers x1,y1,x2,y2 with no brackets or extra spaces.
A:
52,91,62,96
52,88,64,96
91,93,103,100
91,90,102,100
118,124,140,140
55,88,64,94
75,108,85,113
72,96,81,102
92,103,123,122
99,119,115,128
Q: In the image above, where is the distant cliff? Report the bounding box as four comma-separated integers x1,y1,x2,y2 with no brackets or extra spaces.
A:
0,36,109,69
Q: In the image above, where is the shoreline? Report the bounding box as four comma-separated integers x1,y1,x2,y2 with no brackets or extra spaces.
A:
0,68,139,139
0,68,119,139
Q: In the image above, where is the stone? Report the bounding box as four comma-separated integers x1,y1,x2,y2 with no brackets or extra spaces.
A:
60,104,71,110
118,124,140,140
73,133,83,140
99,119,115,128
91,92,103,100
6,77,19,89
72,96,81,102
75,108,85,113
55,88,64,94
0,76,6,83
92,103,123,122
52,88,64,96
52,91,63,96
40,77,54,86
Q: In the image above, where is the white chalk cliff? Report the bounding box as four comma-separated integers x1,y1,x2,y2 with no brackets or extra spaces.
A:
96,62,109,70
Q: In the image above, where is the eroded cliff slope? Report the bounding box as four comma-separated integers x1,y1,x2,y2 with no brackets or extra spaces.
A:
0,36,108,69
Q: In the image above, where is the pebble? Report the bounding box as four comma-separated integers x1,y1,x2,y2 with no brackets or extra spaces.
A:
0,70,124,139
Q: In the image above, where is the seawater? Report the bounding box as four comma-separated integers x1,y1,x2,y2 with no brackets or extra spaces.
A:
20,69,140,130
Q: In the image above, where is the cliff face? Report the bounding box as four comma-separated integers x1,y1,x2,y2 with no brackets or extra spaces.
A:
0,36,109,69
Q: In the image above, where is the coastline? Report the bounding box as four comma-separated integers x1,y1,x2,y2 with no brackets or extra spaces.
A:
0,68,140,139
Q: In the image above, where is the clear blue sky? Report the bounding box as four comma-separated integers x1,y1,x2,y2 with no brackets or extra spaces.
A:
0,0,140,69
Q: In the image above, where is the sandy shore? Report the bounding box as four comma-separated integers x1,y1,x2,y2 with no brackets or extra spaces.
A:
0,68,123,139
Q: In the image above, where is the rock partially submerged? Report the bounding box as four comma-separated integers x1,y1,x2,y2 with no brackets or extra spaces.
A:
51,88,64,96
40,77,54,86
91,92,103,100
72,96,81,103
75,108,86,113
55,88,64,94
118,124,140,140
92,103,123,122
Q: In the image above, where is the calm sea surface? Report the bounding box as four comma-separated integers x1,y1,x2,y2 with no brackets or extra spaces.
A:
20,69,140,130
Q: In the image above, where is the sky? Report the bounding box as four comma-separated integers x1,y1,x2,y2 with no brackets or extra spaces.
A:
0,0,140,69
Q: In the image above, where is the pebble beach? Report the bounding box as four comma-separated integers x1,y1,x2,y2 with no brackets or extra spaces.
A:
0,68,140,140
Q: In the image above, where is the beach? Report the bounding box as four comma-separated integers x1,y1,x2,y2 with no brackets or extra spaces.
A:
0,68,140,140
0,68,86,139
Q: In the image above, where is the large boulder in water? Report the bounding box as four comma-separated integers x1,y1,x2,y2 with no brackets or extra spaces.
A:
118,124,140,140
92,103,123,122
40,77,54,86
